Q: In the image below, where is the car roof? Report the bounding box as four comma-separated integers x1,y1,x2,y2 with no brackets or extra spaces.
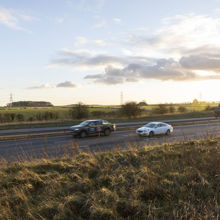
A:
148,122,168,125
84,119,103,122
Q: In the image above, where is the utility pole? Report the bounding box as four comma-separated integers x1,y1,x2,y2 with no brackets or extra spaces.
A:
9,93,13,107
120,91,123,105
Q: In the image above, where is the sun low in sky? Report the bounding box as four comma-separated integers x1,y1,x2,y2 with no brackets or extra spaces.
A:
0,0,220,106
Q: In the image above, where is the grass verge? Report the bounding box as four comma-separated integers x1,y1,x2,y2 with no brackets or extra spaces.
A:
0,138,219,219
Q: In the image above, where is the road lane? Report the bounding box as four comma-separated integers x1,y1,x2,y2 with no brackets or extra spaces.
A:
0,122,220,162
0,116,218,136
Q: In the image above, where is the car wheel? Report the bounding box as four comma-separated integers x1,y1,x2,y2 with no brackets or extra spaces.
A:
148,131,154,137
104,128,111,136
80,131,87,138
166,129,170,135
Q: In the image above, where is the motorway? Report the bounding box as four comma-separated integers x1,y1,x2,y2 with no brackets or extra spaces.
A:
0,122,220,162
0,117,217,136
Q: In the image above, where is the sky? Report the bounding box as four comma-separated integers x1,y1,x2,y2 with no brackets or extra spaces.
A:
0,0,220,106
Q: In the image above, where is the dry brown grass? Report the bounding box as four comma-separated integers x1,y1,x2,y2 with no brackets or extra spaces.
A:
0,138,219,219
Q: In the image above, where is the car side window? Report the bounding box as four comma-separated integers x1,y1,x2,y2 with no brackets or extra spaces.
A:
102,120,109,124
96,121,102,125
89,122,95,126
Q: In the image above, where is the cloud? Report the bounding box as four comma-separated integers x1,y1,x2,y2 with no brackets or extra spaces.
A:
178,45,220,72
74,36,106,47
85,57,220,85
51,49,126,69
28,81,77,89
56,81,77,88
29,84,56,89
50,13,220,85
50,48,154,71
84,59,199,84
180,54,220,72
125,14,220,59
0,5,37,31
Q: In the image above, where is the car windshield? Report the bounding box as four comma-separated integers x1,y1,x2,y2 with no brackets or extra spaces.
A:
144,123,157,128
79,120,90,126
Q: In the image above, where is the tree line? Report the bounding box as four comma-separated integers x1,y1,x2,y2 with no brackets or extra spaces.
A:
7,101,53,107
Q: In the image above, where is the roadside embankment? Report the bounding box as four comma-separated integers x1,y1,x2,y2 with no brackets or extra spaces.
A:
0,137,219,219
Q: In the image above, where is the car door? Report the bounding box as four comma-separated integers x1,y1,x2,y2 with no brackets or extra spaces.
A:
88,121,96,135
154,124,161,134
160,124,168,134
155,124,163,134
95,120,103,134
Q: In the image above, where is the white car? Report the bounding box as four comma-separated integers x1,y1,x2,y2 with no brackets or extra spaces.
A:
136,122,173,137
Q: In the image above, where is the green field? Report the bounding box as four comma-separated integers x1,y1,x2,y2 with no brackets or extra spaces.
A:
0,102,218,130
0,105,120,121
0,137,219,219
0,102,218,120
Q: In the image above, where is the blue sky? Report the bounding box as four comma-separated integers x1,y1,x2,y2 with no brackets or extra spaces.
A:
1,0,220,106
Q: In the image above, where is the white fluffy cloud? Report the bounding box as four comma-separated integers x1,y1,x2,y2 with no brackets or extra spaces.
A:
127,14,220,58
51,14,220,85
0,5,37,31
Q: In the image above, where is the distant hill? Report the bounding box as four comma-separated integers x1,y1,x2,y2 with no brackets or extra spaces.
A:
8,101,53,107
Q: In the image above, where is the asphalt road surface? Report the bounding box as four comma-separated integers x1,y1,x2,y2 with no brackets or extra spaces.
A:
0,116,217,136
0,122,220,162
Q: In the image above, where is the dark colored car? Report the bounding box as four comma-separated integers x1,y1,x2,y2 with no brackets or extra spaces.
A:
70,119,116,138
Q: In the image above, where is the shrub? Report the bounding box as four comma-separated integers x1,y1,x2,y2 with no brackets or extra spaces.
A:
28,116,35,121
138,101,148,106
178,106,187,113
70,102,89,119
16,114,24,121
205,105,214,111
36,113,43,121
120,101,142,118
152,104,168,114
169,106,175,113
